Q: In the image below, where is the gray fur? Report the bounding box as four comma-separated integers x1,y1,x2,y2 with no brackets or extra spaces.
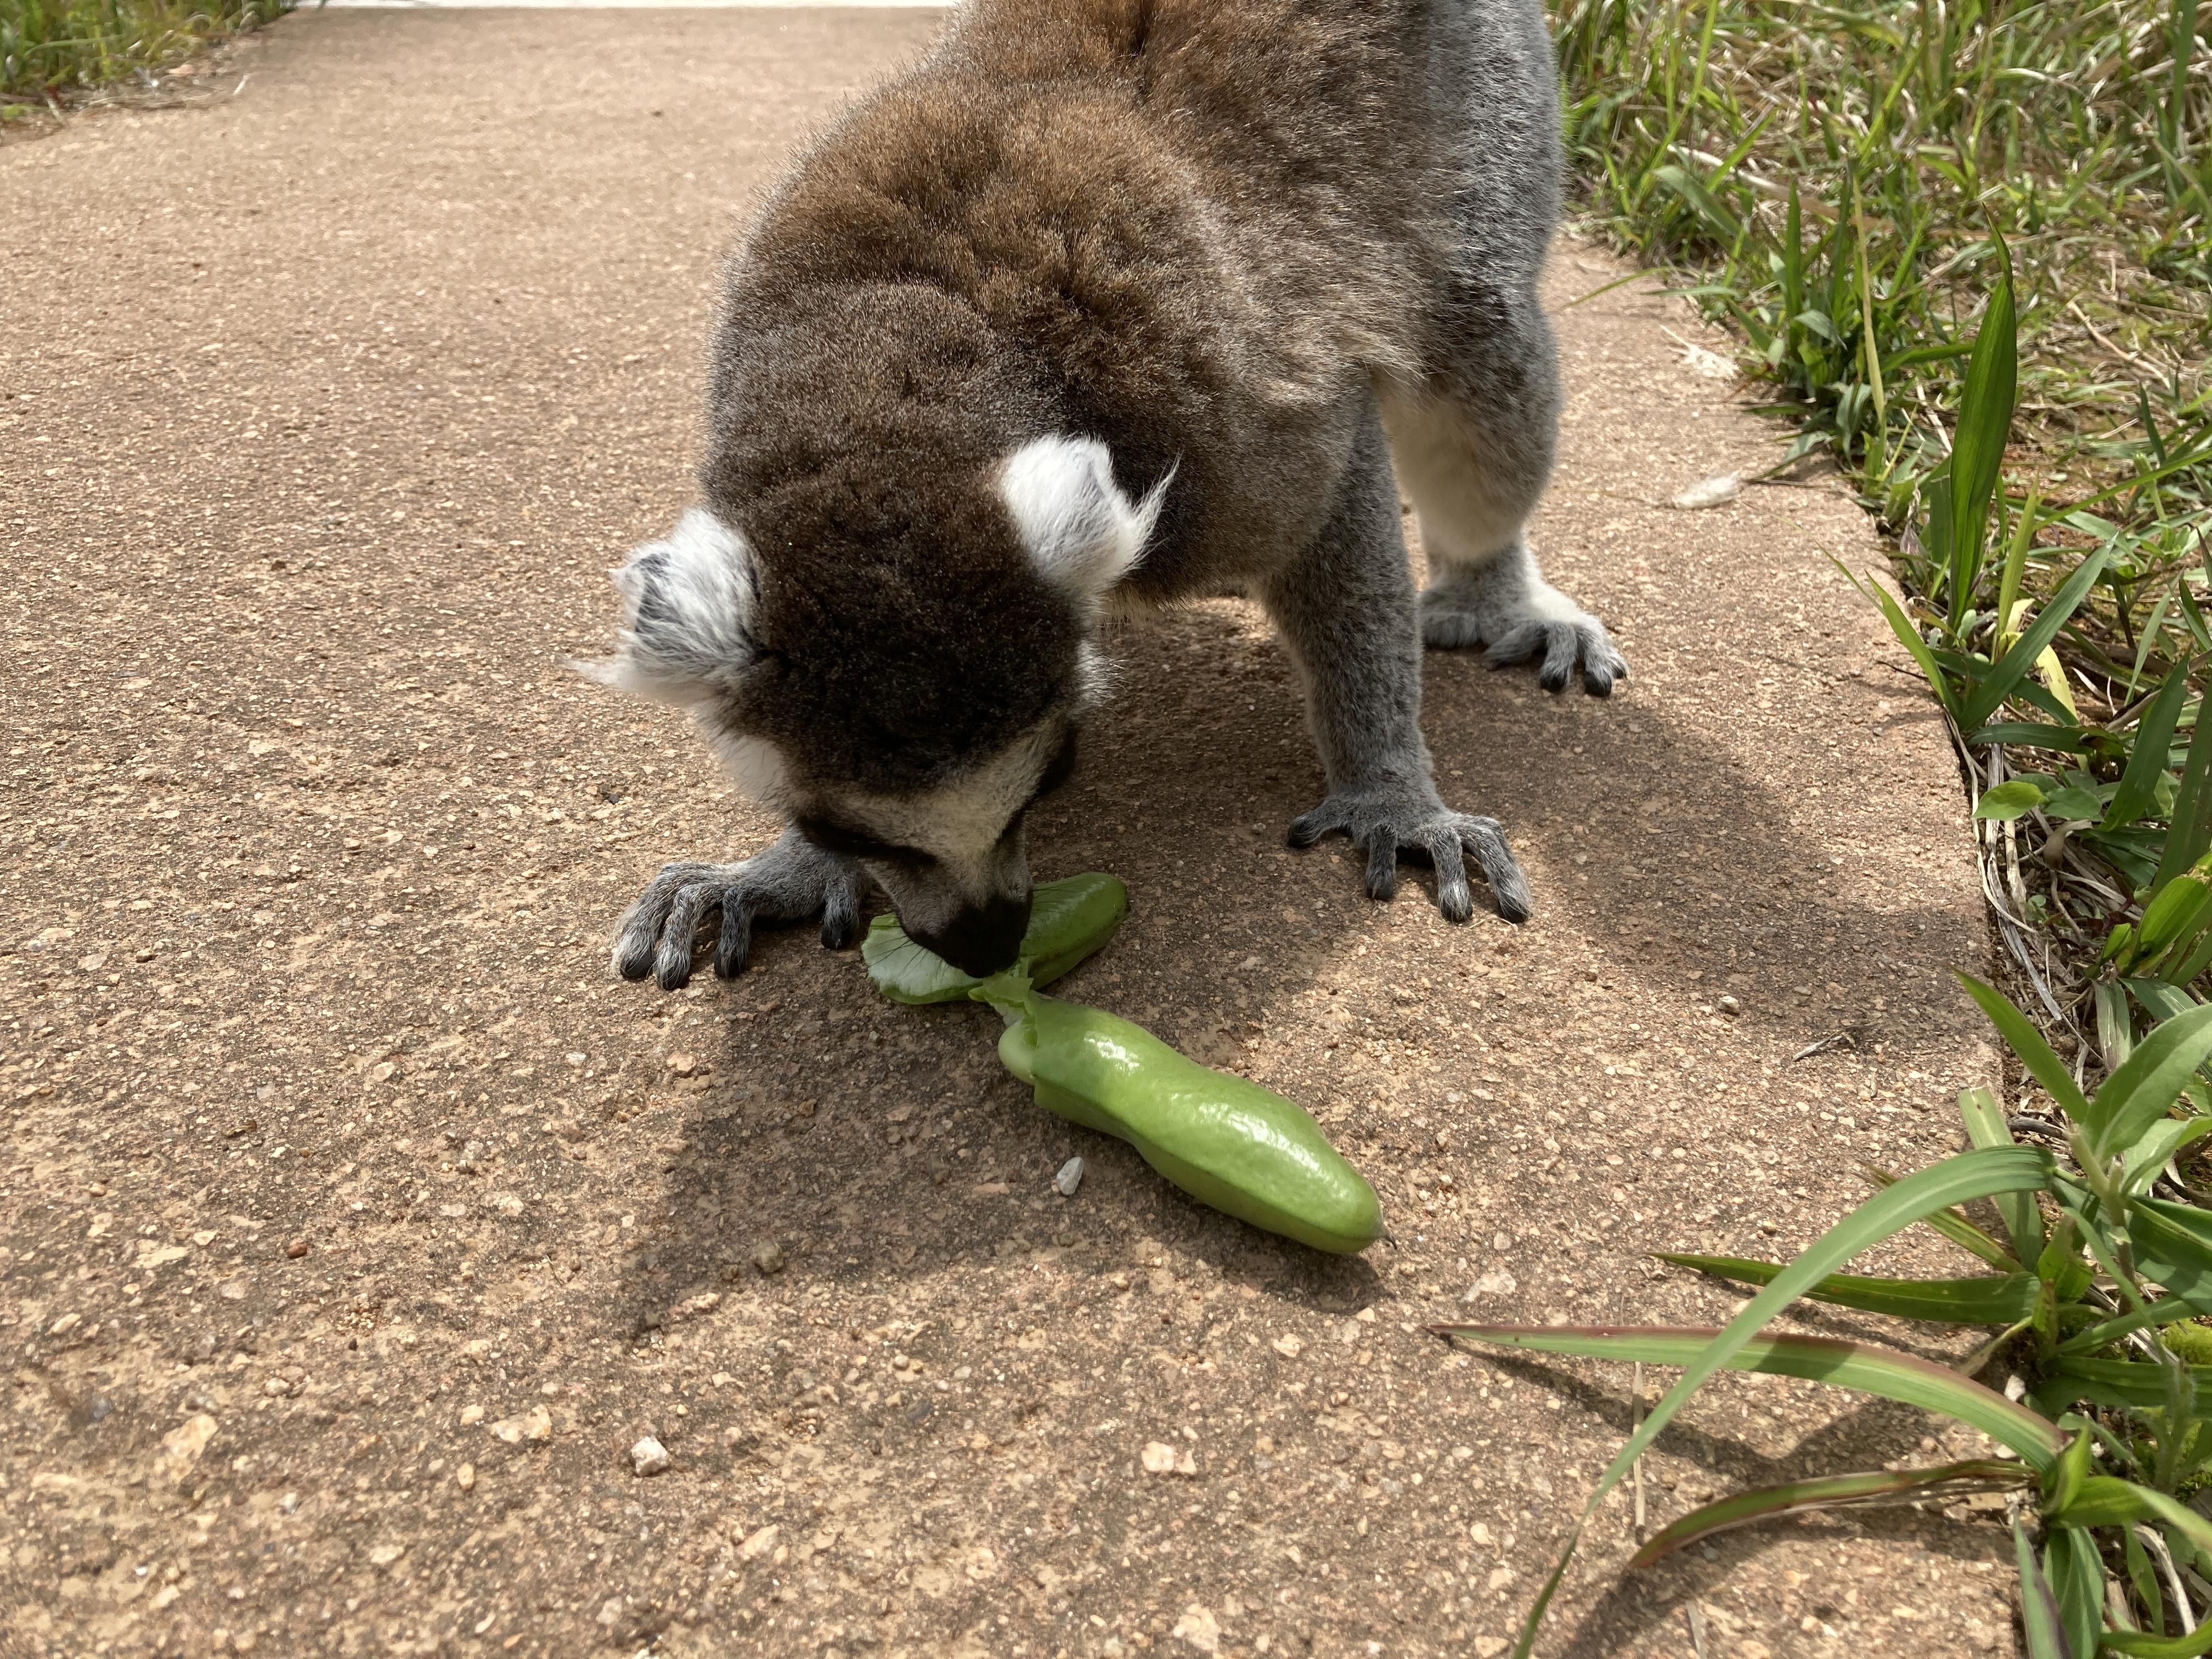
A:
595,0,1618,981
1260,404,1532,923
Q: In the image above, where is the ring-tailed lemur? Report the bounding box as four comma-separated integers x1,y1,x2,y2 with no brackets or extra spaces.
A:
584,0,1625,986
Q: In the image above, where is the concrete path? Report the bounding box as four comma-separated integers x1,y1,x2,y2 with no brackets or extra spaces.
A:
3,10,2019,1657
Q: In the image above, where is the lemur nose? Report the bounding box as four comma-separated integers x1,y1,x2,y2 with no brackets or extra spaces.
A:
912,892,1032,979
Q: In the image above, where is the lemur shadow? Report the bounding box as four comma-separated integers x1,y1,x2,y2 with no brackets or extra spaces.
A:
614,594,1970,1344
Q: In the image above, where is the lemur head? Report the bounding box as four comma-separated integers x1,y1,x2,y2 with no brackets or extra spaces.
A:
585,434,1164,978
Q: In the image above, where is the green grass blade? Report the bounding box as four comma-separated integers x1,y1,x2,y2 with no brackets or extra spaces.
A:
2130,978,2207,1026
1864,1161,2023,1268
2138,867,2212,965
1839,560,1959,717
2128,1196,2212,1305
2106,1616,2212,1657
2104,662,2193,832
2101,980,2140,1067
1574,1148,2051,1490
2126,1119,2212,1198
2046,1524,2104,1659
2152,713,2212,899
1946,251,2017,631
2056,1294,2212,1357
2047,1477,2212,1567
2036,1355,2212,1413
1957,973,2093,1120
1995,486,2042,650
1655,1251,2038,1323
2124,1525,2165,1641
1960,546,2115,733
1961,1085,2047,1262
1627,1460,2028,1568
1431,1324,2066,1466
2013,1522,2073,1659
2090,1004,2212,1161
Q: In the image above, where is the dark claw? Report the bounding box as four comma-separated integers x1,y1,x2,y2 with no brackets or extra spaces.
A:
713,901,754,979
1424,829,1474,923
654,885,718,991
1363,832,1399,900
616,930,658,981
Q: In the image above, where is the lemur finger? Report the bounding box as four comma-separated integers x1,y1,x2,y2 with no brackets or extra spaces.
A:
1536,624,1579,694
1421,827,1475,923
1580,629,1628,697
1482,620,1548,670
1363,831,1399,900
612,862,708,980
819,876,861,951
1287,804,1345,849
713,896,756,979
1457,816,1531,924
653,883,714,991
614,909,663,981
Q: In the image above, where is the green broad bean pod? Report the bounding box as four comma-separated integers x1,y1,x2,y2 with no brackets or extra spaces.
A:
991,992,1383,1256
862,871,1383,1254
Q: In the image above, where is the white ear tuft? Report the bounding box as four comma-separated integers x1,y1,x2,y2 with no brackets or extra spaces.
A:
997,435,1166,605
573,507,760,707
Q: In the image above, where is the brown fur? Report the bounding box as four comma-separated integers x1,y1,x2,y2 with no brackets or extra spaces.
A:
700,0,1453,791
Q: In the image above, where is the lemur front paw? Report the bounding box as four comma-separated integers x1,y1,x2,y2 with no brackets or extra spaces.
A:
613,827,870,991
1421,575,1629,697
1288,783,1531,924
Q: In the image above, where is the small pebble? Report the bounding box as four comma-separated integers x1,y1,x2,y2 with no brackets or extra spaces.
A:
455,1463,476,1492
1718,995,1742,1016
631,1436,670,1476
750,1240,785,1275
285,1239,309,1259
1054,1157,1085,1198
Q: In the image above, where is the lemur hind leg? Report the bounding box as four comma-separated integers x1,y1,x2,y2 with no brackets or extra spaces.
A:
1260,402,1531,924
613,826,871,991
1378,289,1627,696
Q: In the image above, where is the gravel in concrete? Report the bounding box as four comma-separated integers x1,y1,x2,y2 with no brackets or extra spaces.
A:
3,9,2017,1656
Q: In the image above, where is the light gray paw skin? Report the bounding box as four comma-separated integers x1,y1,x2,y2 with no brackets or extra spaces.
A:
612,831,869,991
1420,587,1628,696
1288,786,1530,924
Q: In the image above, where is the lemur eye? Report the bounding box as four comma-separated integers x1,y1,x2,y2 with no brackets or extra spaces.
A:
1032,729,1079,802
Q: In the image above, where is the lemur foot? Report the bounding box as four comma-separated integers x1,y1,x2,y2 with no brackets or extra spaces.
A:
1289,782,1531,924
1420,571,1628,697
613,826,870,991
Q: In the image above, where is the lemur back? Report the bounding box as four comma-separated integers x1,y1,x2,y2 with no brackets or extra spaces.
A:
597,0,1612,990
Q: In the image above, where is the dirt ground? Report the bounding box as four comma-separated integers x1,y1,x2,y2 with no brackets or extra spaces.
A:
2,8,2028,1657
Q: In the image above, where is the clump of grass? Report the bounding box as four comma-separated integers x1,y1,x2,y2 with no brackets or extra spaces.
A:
2,0,293,104
1553,0,2209,506
1442,977,2212,1658
1550,0,2212,1043
1511,9,2212,1650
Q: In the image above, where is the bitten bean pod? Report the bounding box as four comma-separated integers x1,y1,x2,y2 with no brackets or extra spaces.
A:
863,871,1383,1254
862,872,1129,1004
992,994,1383,1255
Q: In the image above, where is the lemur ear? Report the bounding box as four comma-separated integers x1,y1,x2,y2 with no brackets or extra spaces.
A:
997,435,1167,605
573,507,760,707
